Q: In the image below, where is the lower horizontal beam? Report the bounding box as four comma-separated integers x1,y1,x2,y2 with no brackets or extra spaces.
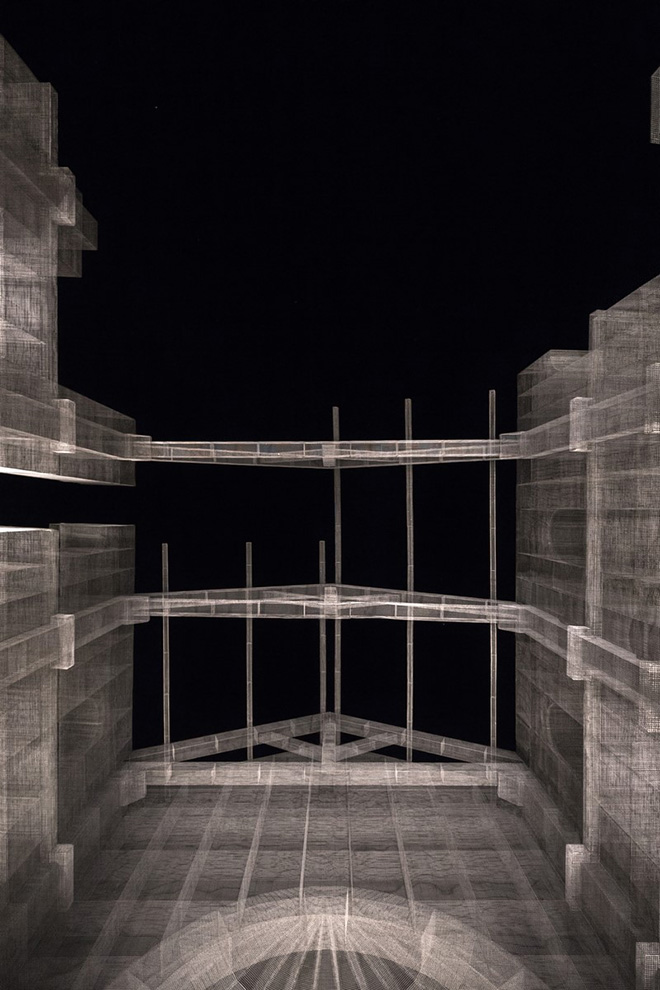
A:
132,760,529,788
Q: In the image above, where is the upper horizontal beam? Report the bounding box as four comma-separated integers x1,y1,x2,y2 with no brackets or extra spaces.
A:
4,378,657,481
115,383,660,467
136,437,511,467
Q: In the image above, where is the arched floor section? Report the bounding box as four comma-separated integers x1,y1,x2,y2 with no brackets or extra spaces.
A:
107,887,549,990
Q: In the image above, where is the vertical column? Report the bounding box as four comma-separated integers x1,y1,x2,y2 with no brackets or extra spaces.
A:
246,542,254,761
583,353,602,857
651,66,660,144
585,350,603,636
405,398,414,763
161,542,171,748
645,362,660,434
583,676,602,856
319,540,327,717
578,388,602,885
321,714,337,764
585,453,603,635
333,407,342,744
489,390,498,752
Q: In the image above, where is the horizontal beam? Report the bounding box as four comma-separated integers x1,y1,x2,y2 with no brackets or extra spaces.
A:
130,760,530,788
138,584,519,625
136,437,510,467
130,384,660,465
0,613,74,688
4,379,657,483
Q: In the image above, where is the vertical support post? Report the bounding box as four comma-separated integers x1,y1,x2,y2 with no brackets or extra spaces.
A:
586,348,603,637
161,542,171,748
332,406,342,745
405,398,414,763
585,453,603,636
319,540,327,717
583,676,602,856
246,541,254,761
488,390,498,752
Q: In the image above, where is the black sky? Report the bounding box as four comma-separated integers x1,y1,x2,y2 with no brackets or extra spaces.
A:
2,2,660,753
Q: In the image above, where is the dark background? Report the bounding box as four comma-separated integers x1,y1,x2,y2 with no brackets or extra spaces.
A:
2,1,660,754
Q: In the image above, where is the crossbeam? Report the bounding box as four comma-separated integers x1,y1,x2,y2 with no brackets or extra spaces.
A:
130,713,520,765
257,729,320,761
130,714,321,762
338,715,521,764
129,760,529,788
135,437,510,467
138,583,519,624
